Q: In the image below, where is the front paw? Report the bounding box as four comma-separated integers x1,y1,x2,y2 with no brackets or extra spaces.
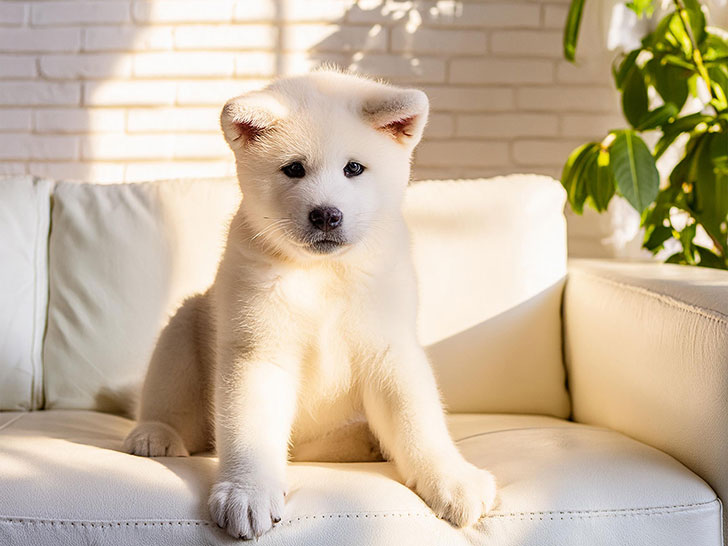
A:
208,477,285,539
409,461,496,528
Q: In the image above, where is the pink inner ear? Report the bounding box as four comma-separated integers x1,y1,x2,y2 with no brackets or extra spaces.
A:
233,120,265,142
382,116,415,139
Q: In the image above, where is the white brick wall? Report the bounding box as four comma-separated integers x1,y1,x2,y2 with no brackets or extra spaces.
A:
0,0,622,213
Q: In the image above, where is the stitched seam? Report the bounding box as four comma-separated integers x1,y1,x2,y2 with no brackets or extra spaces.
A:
569,269,728,326
454,425,610,444
0,413,26,433
0,500,718,528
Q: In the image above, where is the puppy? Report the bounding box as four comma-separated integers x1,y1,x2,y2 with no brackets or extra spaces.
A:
123,70,496,539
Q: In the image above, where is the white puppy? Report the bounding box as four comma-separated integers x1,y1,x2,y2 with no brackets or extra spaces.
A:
123,70,496,539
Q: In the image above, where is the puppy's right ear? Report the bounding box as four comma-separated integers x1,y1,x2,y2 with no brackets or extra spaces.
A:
220,92,286,149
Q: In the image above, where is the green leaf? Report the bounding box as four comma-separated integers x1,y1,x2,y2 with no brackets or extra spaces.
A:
637,103,679,131
668,12,693,57
708,66,728,111
678,222,698,264
613,49,641,90
626,0,654,18
563,0,586,62
654,112,712,159
690,134,728,249
665,251,686,264
561,142,598,214
586,148,617,212
644,223,673,251
622,65,649,128
610,130,660,213
682,0,706,46
653,62,690,110
696,245,727,269
662,54,695,70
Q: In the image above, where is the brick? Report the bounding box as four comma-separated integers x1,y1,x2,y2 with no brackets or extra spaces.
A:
28,161,125,183
556,59,614,85
284,24,386,52
0,134,78,160
234,52,276,77
127,107,220,132
0,82,80,106
84,81,176,106
134,52,235,78
232,1,276,21
490,31,562,58
560,114,624,138
277,0,352,22
176,80,269,105
133,1,235,23
278,52,347,76
0,109,32,131
84,26,173,51
40,54,132,79
0,163,27,176
423,3,540,28
425,113,454,138
517,86,618,112
457,113,558,138
512,139,584,166
174,25,276,50
543,5,568,29
0,28,80,52
419,86,515,112
124,160,234,182
450,59,553,84
0,55,36,78
31,2,130,25
82,134,173,160
173,134,229,158
349,54,446,84
391,27,485,55
416,140,510,167
0,3,27,25
34,108,126,133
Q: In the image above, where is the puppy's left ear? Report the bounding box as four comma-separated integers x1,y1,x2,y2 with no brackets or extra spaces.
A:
362,88,429,148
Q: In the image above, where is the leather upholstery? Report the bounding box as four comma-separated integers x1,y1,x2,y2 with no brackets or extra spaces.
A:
0,410,721,546
39,175,570,417
0,176,51,410
564,259,728,538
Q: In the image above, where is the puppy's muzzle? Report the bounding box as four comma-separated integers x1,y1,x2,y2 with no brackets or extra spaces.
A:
309,206,343,232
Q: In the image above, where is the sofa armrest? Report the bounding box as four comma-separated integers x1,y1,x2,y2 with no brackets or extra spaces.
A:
564,259,728,533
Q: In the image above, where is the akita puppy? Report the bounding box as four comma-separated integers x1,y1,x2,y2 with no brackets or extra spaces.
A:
123,70,496,539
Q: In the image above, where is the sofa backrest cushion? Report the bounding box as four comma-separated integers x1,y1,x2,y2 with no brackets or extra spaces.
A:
406,176,569,416
0,176,51,410
40,175,569,418
42,179,240,413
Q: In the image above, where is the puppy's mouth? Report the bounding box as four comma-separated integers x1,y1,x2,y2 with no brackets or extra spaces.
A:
308,238,347,254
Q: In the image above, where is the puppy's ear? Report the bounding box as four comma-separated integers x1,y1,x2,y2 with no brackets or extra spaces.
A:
361,88,429,147
220,92,286,149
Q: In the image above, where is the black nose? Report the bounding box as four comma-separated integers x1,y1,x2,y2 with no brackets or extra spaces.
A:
309,206,343,232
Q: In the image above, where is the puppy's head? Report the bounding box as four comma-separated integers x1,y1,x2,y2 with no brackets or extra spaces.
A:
221,70,428,260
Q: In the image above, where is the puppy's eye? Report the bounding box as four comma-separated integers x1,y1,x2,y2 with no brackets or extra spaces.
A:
282,162,305,178
343,161,365,178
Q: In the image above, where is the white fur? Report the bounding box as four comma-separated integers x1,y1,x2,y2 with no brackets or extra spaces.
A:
123,70,496,539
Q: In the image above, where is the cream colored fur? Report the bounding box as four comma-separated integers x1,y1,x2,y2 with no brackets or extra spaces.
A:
123,70,496,539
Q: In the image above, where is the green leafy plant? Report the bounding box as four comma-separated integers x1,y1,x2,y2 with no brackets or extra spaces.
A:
561,0,728,268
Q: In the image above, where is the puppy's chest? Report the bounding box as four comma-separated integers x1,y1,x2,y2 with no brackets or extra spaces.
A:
267,269,364,429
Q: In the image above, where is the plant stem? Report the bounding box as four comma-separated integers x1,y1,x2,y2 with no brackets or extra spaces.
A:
672,0,714,99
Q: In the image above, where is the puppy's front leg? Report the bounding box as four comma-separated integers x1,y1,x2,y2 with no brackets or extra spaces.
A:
209,351,297,540
363,342,496,527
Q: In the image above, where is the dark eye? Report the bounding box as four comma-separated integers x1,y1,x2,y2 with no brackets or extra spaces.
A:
282,161,305,178
343,161,365,178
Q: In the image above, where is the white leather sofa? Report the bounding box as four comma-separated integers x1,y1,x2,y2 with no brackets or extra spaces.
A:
0,174,725,546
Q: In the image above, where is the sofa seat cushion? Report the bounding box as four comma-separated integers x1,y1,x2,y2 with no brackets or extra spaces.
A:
0,411,720,546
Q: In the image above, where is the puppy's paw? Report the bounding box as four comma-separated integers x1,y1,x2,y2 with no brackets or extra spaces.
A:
409,460,496,528
208,477,285,539
122,422,189,457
